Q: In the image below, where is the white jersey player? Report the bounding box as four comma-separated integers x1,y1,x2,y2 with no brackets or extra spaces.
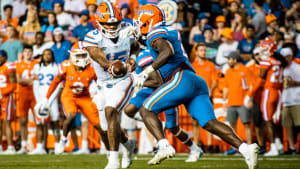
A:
83,2,138,169
31,49,61,154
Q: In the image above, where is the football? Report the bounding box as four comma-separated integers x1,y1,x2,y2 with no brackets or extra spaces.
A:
110,60,128,78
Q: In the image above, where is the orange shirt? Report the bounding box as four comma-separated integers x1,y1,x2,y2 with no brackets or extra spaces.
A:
213,75,225,109
225,64,251,106
247,61,263,103
260,57,283,89
115,0,139,19
0,62,16,96
191,59,217,89
58,60,96,98
16,60,39,94
0,18,19,43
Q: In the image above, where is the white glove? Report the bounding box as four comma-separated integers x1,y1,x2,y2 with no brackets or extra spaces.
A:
133,66,154,93
243,95,253,109
40,99,50,112
119,26,140,39
273,109,281,124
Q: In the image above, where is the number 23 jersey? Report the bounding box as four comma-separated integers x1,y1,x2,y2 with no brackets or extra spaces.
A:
82,29,134,82
59,60,97,97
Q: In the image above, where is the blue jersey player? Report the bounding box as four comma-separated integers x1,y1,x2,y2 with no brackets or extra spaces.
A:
132,4,259,169
125,49,204,162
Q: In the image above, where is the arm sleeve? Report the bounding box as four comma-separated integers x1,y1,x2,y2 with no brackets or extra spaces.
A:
46,75,62,99
146,28,168,48
259,59,271,69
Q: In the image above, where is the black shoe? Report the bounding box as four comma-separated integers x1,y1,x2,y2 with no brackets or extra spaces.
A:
285,149,296,155
258,146,266,155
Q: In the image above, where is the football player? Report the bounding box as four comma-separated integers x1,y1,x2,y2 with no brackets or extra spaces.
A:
41,42,109,155
31,49,60,154
125,48,204,162
82,2,138,169
0,50,16,154
132,5,259,169
15,45,39,154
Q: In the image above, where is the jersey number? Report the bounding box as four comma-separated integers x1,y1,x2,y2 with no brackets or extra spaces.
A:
270,65,283,83
0,75,7,88
106,50,128,61
39,73,54,86
71,82,84,94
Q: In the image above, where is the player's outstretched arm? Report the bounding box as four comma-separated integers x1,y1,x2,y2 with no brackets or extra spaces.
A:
86,46,110,69
46,75,63,100
151,38,175,70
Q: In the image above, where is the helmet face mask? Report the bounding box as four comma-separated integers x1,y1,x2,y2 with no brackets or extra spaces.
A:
99,21,121,39
71,50,90,68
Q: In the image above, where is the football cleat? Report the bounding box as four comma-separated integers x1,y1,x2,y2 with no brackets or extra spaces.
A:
121,140,137,168
264,143,279,156
2,147,16,155
55,141,65,155
29,148,47,155
16,147,27,154
185,146,203,162
148,144,175,165
72,148,90,155
104,160,120,169
243,143,259,169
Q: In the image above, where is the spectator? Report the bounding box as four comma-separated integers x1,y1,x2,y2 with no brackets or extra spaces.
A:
231,11,246,41
53,0,76,32
64,0,86,24
238,25,258,63
216,27,238,73
191,43,218,152
19,10,41,46
39,0,55,18
246,47,266,154
0,4,18,43
223,51,252,154
18,0,39,27
0,0,13,20
189,12,209,45
51,27,71,64
71,10,94,43
281,47,300,155
260,14,278,40
12,0,26,19
116,0,139,19
203,25,220,62
120,4,133,28
41,12,58,42
0,25,23,62
252,0,267,39
213,15,226,41
86,0,98,28
32,32,54,58
286,0,300,19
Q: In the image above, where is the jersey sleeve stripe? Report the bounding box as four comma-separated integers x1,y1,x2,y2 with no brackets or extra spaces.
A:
147,31,167,42
83,40,98,46
85,35,95,40
150,37,162,47
148,28,166,36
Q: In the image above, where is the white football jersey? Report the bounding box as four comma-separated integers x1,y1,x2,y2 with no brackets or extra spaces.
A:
32,63,59,99
83,29,134,82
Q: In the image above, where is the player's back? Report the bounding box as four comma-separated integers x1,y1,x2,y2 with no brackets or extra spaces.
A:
260,57,283,89
146,25,194,80
0,62,15,94
59,60,96,97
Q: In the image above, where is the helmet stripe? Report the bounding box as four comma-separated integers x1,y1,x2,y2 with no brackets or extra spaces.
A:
105,2,115,18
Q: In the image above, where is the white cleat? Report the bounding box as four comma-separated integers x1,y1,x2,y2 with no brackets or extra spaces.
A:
185,147,203,162
121,140,137,168
55,142,65,155
264,143,279,156
2,147,16,155
72,149,90,155
16,147,27,154
243,144,259,169
148,144,175,165
29,148,47,155
104,160,120,169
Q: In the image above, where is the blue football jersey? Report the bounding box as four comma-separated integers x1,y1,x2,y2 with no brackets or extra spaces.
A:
146,25,194,79
136,49,154,74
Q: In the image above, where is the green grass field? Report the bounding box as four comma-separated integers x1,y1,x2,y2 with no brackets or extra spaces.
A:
0,154,299,169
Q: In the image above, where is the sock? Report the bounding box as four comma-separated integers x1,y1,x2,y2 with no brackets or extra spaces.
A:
109,151,119,162
21,141,27,148
290,145,296,150
275,138,282,145
189,143,200,152
37,143,43,150
158,139,170,149
0,145,2,151
238,143,248,155
62,136,68,144
8,145,14,150
55,142,59,149
82,140,88,150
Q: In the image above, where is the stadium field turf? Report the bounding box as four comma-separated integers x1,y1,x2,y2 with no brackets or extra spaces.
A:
0,154,299,169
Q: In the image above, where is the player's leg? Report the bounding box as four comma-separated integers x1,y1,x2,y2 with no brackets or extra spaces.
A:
224,107,239,155
0,119,2,152
49,99,60,153
251,102,266,154
73,114,89,154
2,95,16,154
238,106,252,144
164,107,203,162
191,120,200,146
16,96,30,154
262,89,280,156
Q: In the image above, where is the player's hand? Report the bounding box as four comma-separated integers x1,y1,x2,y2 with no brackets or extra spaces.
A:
127,58,137,72
133,74,146,93
244,95,253,109
272,110,281,124
119,26,140,40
